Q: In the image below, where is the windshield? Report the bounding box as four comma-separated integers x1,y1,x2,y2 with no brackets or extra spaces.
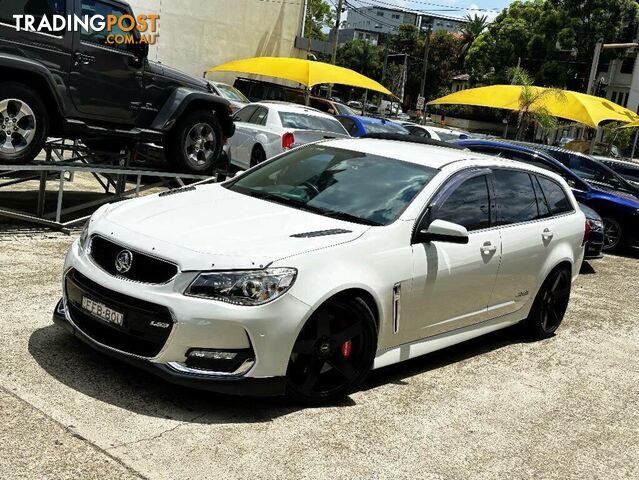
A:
363,122,409,135
226,145,438,226
214,83,249,103
278,112,347,135
334,103,357,116
437,131,461,142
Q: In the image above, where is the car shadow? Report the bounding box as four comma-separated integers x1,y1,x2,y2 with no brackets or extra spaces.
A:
580,261,596,275
28,325,315,424
362,324,535,391
30,321,535,422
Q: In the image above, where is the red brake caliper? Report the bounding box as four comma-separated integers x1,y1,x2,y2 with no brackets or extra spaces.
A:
341,340,352,358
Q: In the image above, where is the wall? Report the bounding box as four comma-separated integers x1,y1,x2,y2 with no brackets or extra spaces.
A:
128,0,305,84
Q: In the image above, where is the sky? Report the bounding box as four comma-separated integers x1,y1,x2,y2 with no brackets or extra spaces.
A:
348,0,516,21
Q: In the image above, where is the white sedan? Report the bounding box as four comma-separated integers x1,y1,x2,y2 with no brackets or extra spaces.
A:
55,138,586,405
227,102,350,169
400,122,471,142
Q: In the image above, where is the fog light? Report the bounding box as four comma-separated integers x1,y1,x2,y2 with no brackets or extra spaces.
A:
185,348,254,374
189,350,237,361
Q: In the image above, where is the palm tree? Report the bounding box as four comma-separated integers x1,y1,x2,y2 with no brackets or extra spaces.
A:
460,14,488,58
509,67,565,142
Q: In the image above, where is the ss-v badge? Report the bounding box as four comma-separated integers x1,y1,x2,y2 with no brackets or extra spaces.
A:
150,321,171,329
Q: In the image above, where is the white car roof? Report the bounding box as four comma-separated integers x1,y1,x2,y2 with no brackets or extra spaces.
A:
253,101,335,119
319,138,572,183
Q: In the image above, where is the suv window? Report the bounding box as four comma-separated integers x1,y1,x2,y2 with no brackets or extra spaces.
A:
536,176,573,215
234,105,258,123
493,170,539,225
249,107,268,126
1,0,66,30
81,0,133,50
434,175,491,231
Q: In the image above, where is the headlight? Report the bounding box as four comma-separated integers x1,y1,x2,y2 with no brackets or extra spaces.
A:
185,268,297,305
78,221,89,252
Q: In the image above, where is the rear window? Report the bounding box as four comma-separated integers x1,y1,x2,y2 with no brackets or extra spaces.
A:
1,0,65,29
536,176,573,215
278,112,346,135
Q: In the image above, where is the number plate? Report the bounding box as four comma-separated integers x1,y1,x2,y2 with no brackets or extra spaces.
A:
81,297,124,326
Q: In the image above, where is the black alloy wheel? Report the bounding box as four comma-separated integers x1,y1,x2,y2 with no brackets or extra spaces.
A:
525,267,571,339
602,217,623,252
286,297,376,406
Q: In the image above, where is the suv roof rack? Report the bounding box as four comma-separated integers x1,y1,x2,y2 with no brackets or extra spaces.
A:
361,133,467,150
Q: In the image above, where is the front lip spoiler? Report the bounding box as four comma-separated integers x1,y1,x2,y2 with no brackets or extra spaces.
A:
52,299,286,397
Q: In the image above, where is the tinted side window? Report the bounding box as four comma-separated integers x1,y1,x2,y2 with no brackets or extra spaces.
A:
435,176,490,231
537,176,573,215
493,170,539,225
249,107,268,126
81,0,132,50
1,0,66,29
234,105,258,123
532,176,551,218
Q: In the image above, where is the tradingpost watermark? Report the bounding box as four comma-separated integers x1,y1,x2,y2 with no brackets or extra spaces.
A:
11,14,160,45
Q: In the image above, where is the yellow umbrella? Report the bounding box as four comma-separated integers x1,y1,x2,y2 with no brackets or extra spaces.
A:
208,56,393,96
428,85,639,128
621,119,639,128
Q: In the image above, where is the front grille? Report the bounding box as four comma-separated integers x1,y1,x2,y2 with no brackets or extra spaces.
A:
65,270,174,358
90,236,178,284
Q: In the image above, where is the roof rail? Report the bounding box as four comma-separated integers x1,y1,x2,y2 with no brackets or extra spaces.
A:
361,133,467,150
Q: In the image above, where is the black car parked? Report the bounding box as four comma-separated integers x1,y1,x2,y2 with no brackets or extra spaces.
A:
580,203,605,260
0,0,234,174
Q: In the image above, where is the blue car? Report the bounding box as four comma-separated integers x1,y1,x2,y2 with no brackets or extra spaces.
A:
458,139,639,251
336,115,409,138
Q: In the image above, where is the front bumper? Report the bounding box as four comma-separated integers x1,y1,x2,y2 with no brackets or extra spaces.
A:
56,240,314,395
53,299,285,396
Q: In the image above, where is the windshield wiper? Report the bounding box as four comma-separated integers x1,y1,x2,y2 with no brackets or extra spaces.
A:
317,209,382,226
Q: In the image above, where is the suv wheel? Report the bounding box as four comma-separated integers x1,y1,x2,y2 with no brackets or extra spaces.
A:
0,82,49,164
286,296,377,406
168,111,222,174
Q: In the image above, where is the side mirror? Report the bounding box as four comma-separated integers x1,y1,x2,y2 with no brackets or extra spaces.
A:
415,219,469,244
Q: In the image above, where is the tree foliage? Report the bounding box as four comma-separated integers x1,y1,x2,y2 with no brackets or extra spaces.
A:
304,0,334,41
460,14,489,59
465,0,639,89
335,39,382,80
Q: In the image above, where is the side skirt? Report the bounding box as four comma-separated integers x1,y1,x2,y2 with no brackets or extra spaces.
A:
372,311,525,370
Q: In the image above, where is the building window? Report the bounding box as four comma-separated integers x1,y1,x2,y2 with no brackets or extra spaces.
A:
392,14,400,19
377,11,384,17
611,91,618,103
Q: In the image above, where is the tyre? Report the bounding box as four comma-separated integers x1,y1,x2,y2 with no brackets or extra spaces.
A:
0,82,49,164
524,266,571,340
286,296,377,406
250,144,266,168
167,110,222,174
602,217,624,252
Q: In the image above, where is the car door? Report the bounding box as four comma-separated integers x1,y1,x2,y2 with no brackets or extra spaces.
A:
69,0,144,123
228,105,258,168
487,169,564,317
403,170,502,341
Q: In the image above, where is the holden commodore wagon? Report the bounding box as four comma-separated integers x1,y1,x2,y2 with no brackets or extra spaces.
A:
54,138,587,405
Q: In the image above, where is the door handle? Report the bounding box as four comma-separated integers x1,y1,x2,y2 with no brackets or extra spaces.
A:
481,241,497,255
542,228,554,241
73,52,95,66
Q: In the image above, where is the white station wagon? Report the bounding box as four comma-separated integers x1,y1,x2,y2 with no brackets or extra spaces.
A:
54,138,587,405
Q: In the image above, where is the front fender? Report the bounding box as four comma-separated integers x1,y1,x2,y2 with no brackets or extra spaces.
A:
151,87,234,137
0,53,67,113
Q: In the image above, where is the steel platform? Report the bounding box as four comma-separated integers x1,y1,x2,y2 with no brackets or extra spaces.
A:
0,140,221,234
